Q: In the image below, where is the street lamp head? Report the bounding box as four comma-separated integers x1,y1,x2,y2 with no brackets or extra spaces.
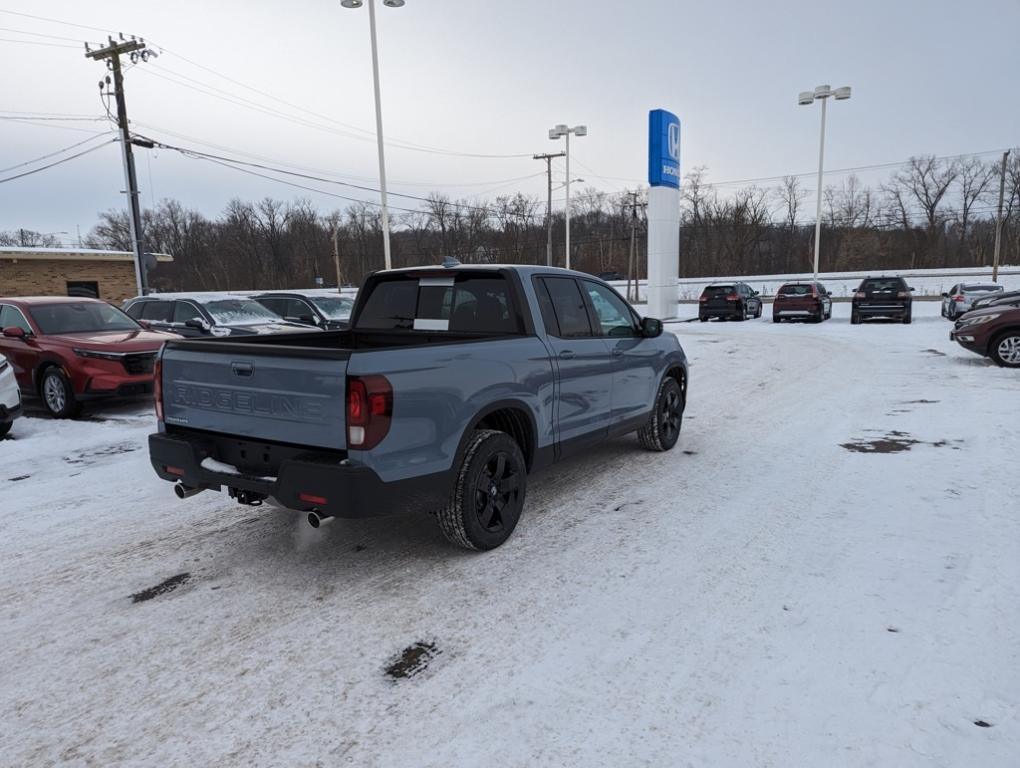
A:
573,125,587,137
813,84,832,99
833,86,852,100
340,0,363,7
549,128,562,140
382,0,405,6
798,91,815,106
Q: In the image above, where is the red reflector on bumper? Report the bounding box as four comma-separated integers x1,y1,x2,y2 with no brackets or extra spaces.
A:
299,493,328,506
165,466,185,476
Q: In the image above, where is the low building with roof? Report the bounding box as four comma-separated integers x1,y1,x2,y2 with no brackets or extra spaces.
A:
0,247,173,303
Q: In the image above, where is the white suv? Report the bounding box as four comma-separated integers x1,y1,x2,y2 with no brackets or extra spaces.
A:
0,352,22,438
941,283,1004,319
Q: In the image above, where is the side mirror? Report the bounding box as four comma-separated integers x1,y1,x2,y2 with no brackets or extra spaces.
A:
908,287,916,292
185,318,210,331
137,319,152,329
941,292,948,298
2,326,26,339
641,317,663,338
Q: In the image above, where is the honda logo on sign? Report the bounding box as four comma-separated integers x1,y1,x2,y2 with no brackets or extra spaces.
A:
648,109,680,189
668,122,680,162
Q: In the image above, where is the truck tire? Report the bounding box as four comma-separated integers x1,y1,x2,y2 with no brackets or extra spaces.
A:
0,420,11,439
638,376,684,452
437,429,527,551
40,368,81,419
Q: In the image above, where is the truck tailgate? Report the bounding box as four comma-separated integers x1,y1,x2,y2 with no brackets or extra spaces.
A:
161,342,349,450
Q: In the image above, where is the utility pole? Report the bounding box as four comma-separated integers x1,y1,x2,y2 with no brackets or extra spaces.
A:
86,36,154,296
332,226,343,288
625,192,645,302
992,150,1010,283
533,152,564,266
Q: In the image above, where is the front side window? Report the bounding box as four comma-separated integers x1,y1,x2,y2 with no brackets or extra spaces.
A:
583,282,638,337
173,302,204,324
29,302,139,334
0,305,34,333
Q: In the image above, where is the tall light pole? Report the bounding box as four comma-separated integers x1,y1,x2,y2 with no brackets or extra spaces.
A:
992,150,1010,283
341,0,405,270
548,123,587,270
799,84,850,280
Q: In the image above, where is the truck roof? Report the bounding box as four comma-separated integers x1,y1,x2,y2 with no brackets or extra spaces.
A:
380,264,594,279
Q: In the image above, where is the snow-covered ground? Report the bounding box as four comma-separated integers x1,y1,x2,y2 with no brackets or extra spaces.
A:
1,301,1018,767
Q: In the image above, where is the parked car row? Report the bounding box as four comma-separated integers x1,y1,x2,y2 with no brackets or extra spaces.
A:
0,288,353,421
122,289,354,338
940,283,1005,319
697,276,916,324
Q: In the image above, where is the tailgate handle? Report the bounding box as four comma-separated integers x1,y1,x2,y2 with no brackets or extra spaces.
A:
231,361,254,378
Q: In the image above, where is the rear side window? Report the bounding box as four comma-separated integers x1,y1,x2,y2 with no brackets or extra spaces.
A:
141,301,173,323
357,275,521,334
540,277,593,338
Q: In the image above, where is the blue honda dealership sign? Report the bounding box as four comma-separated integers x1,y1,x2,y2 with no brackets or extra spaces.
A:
648,109,680,188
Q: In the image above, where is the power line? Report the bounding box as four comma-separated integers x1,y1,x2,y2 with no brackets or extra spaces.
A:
0,131,113,174
0,36,80,48
140,135,550,219
139,48,534,159
0,139,114,184
0,8,119,35
0,24,84,42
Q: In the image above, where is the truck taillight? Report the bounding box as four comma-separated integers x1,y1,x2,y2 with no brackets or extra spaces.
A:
699,295,708,302
347,375,392,450
153,352,164,422
854,291,866,299
898,291,911,299
726,293,739,301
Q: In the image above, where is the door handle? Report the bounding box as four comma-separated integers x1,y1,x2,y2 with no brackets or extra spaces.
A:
559,350,575,360
611,348,623,357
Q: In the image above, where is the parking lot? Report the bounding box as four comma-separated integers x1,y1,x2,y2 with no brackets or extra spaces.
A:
2,300,1018,766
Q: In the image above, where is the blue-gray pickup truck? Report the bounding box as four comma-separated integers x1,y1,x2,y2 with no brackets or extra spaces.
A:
148,264,689,550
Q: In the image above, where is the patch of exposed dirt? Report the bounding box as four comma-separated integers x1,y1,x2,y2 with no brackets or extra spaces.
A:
6,474,31,482
841,432,963,454
904,399,940,404
65,441,139,465
385,641,440,681
973,720,992,728
923,348,947,357
130,572,191,603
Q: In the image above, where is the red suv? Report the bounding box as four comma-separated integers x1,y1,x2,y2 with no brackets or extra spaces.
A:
0,297,173,417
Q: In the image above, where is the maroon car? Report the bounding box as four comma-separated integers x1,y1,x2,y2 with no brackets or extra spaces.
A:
950,304,1020,368
0,297,173,417
772,281,832,323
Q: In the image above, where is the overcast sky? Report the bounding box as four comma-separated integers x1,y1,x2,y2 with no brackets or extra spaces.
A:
1,0,1017,241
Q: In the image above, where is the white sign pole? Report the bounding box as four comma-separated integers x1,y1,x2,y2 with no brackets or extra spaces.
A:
647,186,679,319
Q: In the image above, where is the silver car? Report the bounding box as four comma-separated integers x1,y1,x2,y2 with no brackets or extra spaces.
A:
0,352,22,439
941,283,1004,320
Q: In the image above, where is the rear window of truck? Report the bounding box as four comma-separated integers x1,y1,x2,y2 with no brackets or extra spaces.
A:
357,275,523,334
860,279,904,291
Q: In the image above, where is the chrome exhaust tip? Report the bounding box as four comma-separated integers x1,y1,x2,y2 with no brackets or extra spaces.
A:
174,483,205,500
307,511,334,528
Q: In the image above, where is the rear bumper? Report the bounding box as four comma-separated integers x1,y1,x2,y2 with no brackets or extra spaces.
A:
854,302,910,317
148,432,449,518
699,306,741,318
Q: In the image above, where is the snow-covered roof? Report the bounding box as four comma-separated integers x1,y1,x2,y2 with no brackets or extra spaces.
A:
0,247,173,262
